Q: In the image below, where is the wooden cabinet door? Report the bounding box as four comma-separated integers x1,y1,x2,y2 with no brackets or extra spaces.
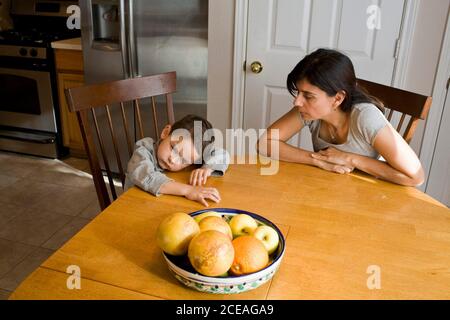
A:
58,72,85,157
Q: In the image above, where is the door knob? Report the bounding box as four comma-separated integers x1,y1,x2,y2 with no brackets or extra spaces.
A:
250,61,263,74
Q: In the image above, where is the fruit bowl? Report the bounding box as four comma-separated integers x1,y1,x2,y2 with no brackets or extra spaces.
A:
162,208,285,294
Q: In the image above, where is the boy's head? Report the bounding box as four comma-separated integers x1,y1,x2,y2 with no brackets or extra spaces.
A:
156,114,214,171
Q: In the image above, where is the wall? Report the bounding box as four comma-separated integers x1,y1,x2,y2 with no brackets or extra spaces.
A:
207,0,235,134
207,0,450,157
406,0,450,154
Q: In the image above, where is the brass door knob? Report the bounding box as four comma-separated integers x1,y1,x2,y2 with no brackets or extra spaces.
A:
250,61,263,74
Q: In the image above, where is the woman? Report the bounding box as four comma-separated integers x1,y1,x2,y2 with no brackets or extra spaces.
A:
258,48,424,186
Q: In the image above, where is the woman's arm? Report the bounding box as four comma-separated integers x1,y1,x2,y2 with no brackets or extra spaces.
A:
312,125,425,186
352,124,424,186
258,107,352,173
258,107,313,164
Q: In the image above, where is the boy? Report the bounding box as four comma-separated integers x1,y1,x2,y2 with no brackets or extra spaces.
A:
125,114,230,206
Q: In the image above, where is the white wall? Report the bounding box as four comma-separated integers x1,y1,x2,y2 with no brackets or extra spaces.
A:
207,0,450,156
207,0,235,134
406,0,450,154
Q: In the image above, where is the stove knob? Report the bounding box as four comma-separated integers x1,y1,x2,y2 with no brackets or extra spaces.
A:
19,48,28,56
30,48,38,57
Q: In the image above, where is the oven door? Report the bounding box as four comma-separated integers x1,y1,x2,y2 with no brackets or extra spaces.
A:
0,67,57,133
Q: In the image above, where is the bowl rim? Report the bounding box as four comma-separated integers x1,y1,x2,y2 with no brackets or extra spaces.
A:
162,208,286,284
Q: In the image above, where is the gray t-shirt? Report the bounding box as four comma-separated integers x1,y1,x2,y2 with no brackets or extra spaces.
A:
124,137,230,196
301,103,389,159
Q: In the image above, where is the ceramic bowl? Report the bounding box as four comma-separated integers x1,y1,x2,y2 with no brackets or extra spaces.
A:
162,208,285,294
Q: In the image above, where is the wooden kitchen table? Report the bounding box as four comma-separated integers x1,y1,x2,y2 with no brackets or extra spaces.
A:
10,161,450,299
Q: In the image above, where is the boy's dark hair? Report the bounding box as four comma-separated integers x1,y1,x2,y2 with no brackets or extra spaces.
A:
169,114,215,155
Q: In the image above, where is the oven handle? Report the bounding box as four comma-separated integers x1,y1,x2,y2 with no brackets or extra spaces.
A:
0,132,55,144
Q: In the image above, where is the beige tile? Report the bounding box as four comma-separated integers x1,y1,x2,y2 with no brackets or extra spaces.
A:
0,180,61,208
0,152,49,178
78,199,101,220
0,247,55,292
0,289,11,300
24,159,94,189
0,239,36,278
0,209,73,246
0,201,27,225
29,183,98,217
42,217,91,250
0,174,19,189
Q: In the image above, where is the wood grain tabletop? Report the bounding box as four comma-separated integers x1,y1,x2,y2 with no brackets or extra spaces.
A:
10,161,450,299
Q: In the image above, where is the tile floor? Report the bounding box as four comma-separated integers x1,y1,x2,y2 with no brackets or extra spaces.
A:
0,151,103,300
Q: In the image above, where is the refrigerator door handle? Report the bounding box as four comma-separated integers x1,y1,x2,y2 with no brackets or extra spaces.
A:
127,0,139,77
119,0,129,78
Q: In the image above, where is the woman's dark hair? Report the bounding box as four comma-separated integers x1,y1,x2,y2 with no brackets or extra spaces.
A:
287,48,384,112
170,114,214,154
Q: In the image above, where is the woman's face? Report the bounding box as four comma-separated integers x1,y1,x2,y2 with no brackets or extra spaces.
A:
293,79,340,120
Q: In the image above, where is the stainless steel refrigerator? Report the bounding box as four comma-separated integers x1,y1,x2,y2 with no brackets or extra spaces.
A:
79,0,208,172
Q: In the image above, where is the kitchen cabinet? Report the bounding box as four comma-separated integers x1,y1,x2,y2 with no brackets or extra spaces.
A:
53,40,86,157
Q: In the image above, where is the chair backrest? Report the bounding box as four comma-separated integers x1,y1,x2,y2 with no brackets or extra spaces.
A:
357,78,432,144
65,71,176,210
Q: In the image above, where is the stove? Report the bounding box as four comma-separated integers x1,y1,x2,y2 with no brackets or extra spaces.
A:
0,29,73,46
0,0,80,158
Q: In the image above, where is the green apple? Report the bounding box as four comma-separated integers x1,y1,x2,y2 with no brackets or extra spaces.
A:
194,211,222,223
229,214,258,238
253,225,279,254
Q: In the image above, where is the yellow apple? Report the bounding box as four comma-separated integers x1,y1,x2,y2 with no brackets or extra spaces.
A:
193,211,222,223
229,214,258,238
253,225,279,254
198,216,233,239
156,212,200,256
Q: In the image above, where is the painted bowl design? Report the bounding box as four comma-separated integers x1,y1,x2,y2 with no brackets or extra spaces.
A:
162,208,285,294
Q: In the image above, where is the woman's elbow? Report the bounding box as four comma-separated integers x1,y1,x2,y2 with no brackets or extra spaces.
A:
412,169,425,187
405,166,425,187
257,137,269,156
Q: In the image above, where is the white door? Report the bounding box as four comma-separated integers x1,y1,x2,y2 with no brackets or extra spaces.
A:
426,86,450,207
243,0,405,150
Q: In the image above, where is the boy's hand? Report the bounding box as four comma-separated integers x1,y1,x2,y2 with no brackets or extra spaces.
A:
185,186,221,207
189,167,213,186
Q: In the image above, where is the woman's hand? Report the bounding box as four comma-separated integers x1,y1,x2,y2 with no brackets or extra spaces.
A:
185,186,221,207
189,167,213,186
311,147,355,174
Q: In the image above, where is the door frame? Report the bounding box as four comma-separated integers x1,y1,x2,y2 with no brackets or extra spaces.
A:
231,0,419,129
420,10,450,193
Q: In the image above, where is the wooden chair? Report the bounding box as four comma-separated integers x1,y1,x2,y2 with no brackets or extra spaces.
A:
65,71,176,210
357,78,432,144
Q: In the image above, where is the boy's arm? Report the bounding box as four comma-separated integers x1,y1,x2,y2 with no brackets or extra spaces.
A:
126,145,173,196
160,181,221,207
159,181,192,196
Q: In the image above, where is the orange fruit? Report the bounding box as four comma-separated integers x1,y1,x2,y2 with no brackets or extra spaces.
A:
198,216,233,239
229,235,269,276
188,230,235,277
